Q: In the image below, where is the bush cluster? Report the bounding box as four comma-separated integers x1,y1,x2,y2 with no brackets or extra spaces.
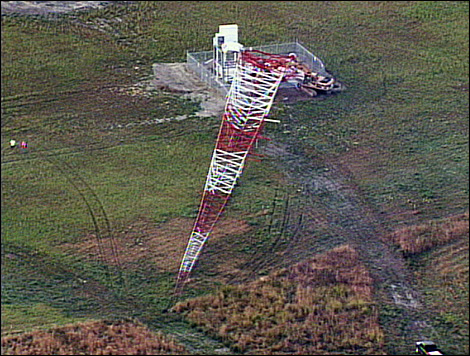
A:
1,319,187,355
174,245,385,355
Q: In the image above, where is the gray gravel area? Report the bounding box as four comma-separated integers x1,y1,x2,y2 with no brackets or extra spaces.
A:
1,1,115,15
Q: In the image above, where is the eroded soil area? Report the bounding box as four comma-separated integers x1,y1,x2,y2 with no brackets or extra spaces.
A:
150,63,226,119
63,217,252,273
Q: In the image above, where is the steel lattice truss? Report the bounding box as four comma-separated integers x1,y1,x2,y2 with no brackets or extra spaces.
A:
175,50,299,294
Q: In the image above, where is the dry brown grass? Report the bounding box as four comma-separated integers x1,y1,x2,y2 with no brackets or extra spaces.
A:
387,211,469,255
1,319,188,355
173,245,386,355
61,217,252,272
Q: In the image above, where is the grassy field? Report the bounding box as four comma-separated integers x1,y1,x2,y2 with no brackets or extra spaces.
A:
1,1,468,355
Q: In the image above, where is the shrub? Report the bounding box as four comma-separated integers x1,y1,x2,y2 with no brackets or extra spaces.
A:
173,245,386,355
1,319,187,355
387,212,469,254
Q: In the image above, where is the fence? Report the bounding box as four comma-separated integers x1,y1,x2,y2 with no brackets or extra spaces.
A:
187,49,229,96
186,41,329,96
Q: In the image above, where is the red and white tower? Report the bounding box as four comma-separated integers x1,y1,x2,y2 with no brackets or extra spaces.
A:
175,49,302,294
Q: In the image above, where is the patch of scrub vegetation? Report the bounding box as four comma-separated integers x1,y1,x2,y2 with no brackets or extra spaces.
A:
174,245,385,355
387,211,469,255
1,319,188,355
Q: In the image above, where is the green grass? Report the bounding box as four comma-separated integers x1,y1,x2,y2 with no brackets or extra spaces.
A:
2,135,207,241
1,303,87,336
410,233,469,355
268,1,469,222
1,15,133,98
1,1,469,354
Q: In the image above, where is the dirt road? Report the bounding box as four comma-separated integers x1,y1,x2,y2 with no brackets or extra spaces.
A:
261,138,442,354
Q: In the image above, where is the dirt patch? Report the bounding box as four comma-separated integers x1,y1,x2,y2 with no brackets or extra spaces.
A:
63,217,252,273
149,63,226,119
147,64,326,118
274,86,331,105
1,1,116,15
104,63,330,130
101,63,227,131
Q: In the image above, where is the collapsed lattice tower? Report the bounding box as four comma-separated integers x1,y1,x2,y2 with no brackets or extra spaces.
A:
175,50,304,294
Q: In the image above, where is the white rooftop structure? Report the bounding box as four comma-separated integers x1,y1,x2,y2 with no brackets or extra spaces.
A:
212,24,243,83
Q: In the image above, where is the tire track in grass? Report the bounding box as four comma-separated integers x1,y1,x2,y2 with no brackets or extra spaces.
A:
27,147,131,318
228,191,292,282
226,185,310,284
230,144,348,284
29,142,123,277
243,195,305,277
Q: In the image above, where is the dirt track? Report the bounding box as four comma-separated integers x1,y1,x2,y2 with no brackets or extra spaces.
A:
259,134,440,354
